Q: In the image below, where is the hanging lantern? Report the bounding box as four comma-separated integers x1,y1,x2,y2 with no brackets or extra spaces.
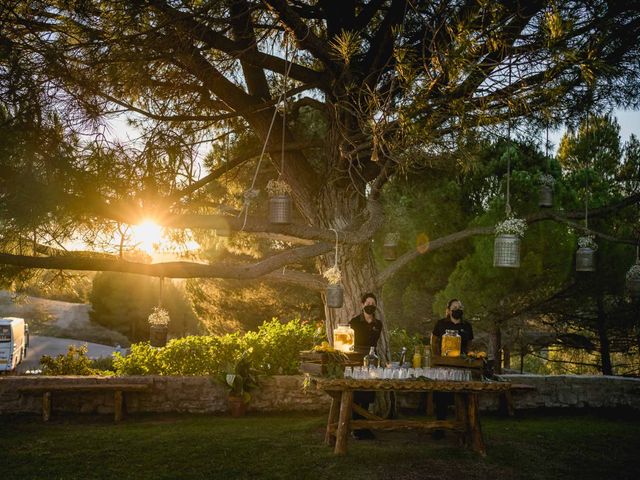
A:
383,232,400,261
326,284,344,308
538,184,553,208
575,235,597,272
494,234,521,268
493,217,527,268
626,262,640,299
269,195,291,224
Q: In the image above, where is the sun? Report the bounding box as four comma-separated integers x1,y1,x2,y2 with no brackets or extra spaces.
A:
130,220,164,254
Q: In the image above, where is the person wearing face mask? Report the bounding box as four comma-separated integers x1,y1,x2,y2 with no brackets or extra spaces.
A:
431,299,474,356
430,298,474,439
348,292,383,440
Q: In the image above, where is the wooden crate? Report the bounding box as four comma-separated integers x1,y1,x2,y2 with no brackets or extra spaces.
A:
299,350,363,377
430,354,483,369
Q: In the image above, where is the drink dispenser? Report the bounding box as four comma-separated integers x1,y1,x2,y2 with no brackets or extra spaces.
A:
442,329,461,357
333,324,355,353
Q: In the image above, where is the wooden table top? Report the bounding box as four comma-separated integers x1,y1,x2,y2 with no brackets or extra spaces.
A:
315,378,513,393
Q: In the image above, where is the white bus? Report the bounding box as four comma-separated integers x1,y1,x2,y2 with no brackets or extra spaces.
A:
0,317,29,372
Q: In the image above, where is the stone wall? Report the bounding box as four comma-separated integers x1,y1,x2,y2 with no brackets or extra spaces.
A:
1,374,639,417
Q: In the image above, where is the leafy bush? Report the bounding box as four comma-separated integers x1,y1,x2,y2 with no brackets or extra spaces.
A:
41,346,112,376
112,318,318,377
243,318,319,375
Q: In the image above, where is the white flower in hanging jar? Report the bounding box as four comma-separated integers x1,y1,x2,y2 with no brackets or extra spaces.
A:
266,179,292,224
625,261,640,298
577,234,598,250
322,265,342,285
537,173,556,188
495,217,528,237
266,179,292,197
494,216,527,268
323,265,343,309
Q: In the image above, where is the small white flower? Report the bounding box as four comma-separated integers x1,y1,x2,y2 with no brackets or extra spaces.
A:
538,173,556,187
266,179,292,197
495,217,528,237
148,307,170,327
625,263,640,281
577,235,598,250
323,266,342,285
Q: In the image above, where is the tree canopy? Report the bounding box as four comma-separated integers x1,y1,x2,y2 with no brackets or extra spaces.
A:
1,1,640,354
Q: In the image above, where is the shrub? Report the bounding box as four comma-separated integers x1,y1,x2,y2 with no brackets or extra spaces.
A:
243,318,318,375
112,318,318,377
113,342,163,375
41,345,111,376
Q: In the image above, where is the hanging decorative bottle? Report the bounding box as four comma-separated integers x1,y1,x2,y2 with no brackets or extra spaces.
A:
494,216,527,268
575,234,597,272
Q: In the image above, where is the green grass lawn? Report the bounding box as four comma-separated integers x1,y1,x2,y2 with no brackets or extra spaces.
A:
1,410,638,480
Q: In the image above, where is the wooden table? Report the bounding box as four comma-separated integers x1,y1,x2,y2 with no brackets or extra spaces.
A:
316,378,513,456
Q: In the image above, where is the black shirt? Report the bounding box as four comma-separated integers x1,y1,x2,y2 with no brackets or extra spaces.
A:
432,317,474,354
349,313,383,351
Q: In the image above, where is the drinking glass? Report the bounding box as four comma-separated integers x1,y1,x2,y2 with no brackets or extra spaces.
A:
344,366,353,378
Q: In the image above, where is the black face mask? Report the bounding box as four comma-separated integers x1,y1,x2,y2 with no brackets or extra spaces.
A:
364,305,376,315
451,309,463,320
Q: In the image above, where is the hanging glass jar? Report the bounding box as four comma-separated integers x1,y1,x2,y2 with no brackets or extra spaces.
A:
383,232,400,261
538,174,555,208
266,179,292,224
493,217,527,268
625,262,640,298
576,235,597,272
326,284,344,308
269,195,291,224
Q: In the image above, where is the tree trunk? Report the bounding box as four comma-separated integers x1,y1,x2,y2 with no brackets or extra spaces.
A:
596,295,613,375
488,321,502,374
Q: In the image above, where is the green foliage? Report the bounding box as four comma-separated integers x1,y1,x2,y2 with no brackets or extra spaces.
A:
112,318,317,377
242,318,320,375
222,349,260,402
388,327,425,361
41,345,112,376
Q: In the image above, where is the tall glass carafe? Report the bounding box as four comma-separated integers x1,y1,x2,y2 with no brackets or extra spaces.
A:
363,346,379,369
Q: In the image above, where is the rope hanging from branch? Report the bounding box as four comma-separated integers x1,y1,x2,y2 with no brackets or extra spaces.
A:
238,33,294,230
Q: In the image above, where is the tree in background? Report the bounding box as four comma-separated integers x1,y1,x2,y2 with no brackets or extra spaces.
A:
90,273,199,342
1,1,639,360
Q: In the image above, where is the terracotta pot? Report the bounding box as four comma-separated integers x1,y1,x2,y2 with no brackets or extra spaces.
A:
228,395,247,417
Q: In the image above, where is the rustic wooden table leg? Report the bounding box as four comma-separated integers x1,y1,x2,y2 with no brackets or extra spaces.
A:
426,392,434,416
325,392,340,446
114,390,123,422
334,390,353,455
467,393,486,456
42,391,51,422
454,393,467,447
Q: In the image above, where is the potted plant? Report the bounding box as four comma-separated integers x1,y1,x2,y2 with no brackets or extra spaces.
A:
625,261,640,298
323,265,343,308
494,216,527,268
148,307,170,347
223,350,260,417
576,234,597,272
383,232,400,261
538,173,555,208
266,178,292,224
